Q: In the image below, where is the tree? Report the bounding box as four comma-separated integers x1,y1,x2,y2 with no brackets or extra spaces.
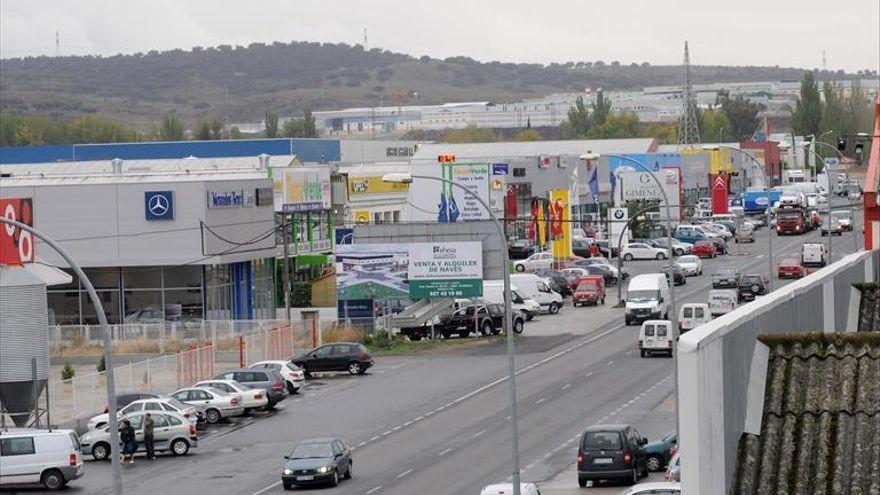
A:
560,96,591,139
641,122,677,144
444,124,498,143
719,95,764,140
791,71,822,137
229,126,244,139
846,78,874,135
700,108,731,142
591,90,612,128
159,114,185,141
820,81,846,138
587,112,641,139
264,111,279,138
194,118,222,140
282,109,319,138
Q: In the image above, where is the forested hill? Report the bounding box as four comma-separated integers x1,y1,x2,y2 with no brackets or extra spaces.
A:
0,40,828,127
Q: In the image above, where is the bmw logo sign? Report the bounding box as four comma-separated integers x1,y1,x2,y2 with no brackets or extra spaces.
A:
614,209,625,220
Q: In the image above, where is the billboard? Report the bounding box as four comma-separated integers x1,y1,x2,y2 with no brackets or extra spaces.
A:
408,242,483,298
549,190,572,259
608,207,629,246
277,168,331,213
0,198,35,265
348,176,409,196
409,162,491,222
335,244,410,301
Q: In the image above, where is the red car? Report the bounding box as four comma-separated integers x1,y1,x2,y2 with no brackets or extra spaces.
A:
572,275,606,306
777,258,805,279
692,240,717,259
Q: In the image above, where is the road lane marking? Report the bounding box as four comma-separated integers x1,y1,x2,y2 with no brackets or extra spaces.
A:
535,397,546,404
471,429,487,439
396,469,413,478
438,448,453,456
250,482,280,495
606,360,615,366
561,383,571,390
366,486,382,494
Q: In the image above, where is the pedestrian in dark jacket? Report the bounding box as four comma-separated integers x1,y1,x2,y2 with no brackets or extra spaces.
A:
143,413,155,459
120,419,136,464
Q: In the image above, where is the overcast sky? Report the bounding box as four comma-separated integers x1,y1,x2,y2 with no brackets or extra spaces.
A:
2,0,878,72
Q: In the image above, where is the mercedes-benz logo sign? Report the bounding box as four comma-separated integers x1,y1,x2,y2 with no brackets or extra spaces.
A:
149,195,169,216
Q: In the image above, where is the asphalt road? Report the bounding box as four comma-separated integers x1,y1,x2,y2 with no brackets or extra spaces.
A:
66,210,863,495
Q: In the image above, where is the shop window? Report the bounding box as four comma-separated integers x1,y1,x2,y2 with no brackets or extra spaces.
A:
163,289,203,322
123,290,163,323
83,268,119,290
163,265,202,289
513,168,526,177
205,264,233,321
80,290,120,325
47,291,81,325
393,211,401,223
123,267,161,289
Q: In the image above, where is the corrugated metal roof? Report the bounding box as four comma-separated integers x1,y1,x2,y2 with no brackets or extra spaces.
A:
732,333,880,495
411,138,656,160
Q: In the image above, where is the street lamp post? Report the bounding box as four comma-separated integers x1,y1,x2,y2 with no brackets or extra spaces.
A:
0,218,123,494
580,152,679,441
382,173,522,495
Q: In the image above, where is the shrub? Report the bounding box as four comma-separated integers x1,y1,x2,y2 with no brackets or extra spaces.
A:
61,362,75,380
96,355,106,372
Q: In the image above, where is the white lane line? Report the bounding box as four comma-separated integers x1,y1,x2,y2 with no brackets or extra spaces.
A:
396,469,413,479
357,441,367,447
535,397,546,404
471,429,487,439
382,430,393,436
438,448,453,456
369,435,380,442
561,383,571,391
366,486,382,495
584,371,594,378
606,360,615,366
249,482,280,495
625,350,634,356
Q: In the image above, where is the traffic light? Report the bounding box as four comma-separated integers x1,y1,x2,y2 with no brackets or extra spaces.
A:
438,154,456,163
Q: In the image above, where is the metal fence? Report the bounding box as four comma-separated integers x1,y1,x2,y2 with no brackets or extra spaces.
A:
175,344,215,387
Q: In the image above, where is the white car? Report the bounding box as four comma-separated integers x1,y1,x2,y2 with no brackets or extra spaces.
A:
513,252,554,272
87,398,198,430
621,243,670,261
618,481,681,494
0,429,84,490
250,360,306,395
707,223,733,239
480,483,541,495
170,386,245,424
194,379,269,412
675,255,703,276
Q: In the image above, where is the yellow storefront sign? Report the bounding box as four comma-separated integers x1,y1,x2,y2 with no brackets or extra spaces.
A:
348,176,409,195
353,210,372,225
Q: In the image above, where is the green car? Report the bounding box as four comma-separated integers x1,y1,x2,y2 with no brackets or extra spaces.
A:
643,431,676,472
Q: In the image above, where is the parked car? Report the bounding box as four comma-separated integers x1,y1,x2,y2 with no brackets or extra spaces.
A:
250,360,306,395
170,387,244,424
692,240,717,259
712,269,739,289
534,268,576,297
437,304,525,337
212,368,288,407
661,263,686,286
507,239,535,260
480,483,542,495
80,411,197,460
0,429,83,490
638,320,673,358
577,425,648,486
708,236,728,254
737,274,769,302
707,223,733,239
510,273,564,314
678,303,711,334
777,258,805,279
675,255,703,276
513,252,554,272
649,238,693,256
572,275,606,306
570,258,624,283
281,437,352,489
643,431,677,472
193,379,269,412
621,243,669,261
595,239,619,258
87,398,198,430
291,342,374,376
619,482,681,494
101,393,159,414
665,451,681,481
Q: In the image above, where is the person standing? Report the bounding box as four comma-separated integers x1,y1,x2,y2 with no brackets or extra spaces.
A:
143,413,155,460
119,419,136,464
589,242,600,258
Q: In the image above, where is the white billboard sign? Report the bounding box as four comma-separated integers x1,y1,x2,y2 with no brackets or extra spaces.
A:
408,162,492,222
616,168,681,210
408,241,483,298
608,207,629,246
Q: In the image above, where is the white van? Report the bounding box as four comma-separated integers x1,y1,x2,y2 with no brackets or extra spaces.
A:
708,289,739,317
678,303,711,334
480,483,542,495
510,274,564,315
801,243,827,267
638,320,673,357
0,429,84,490
482,280,542,321
625,273,671,325
711,213,737,224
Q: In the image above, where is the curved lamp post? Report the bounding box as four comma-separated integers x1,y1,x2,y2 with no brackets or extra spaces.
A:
0,218,123,495
382,172,522,495
704,145,774,291
615,204,667,305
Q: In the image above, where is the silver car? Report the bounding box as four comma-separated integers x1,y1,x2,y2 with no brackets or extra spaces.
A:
194,379,269,412
86,397,198,430
79,410,197,460
170,387,244,424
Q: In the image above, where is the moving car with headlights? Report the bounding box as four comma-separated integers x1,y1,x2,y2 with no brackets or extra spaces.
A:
675,255,703,276
513,252,553,272
577,424,648,487
621,243,669,261
572,275,605,306
678,303,711,334
712,269,739,289
777,258,806,279
281,437,352,489
250,360,306,395
708,289,739,317
170,387,244,424
625,274,670,325
737,274,769,302
638,320,673,357
292,343,374,376
692,240,717,259
87,397,198,430
80,410,197,460
0,429,83,491
212,368,288,407
194,379,269,412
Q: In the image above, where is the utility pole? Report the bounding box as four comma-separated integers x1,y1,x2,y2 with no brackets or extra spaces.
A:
677,41,701,147
281,214,291,321
55,31,60,57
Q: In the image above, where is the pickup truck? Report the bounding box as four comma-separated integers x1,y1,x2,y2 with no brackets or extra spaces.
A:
405,304,526,340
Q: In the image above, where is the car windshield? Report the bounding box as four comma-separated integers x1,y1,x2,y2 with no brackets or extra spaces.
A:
577,282,598,291
679,256,697,264
582,431,622,450
715,270,735,277
290,443,333,459
627,290,659,303
740,276,762,286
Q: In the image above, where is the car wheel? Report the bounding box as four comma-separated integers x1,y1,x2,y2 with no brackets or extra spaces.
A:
480,321,493,336
329,470,339,487
656,253,666,260
409,334,422,341
513,319,524,334
41,469,65,490
601,297,605,305
675,248,684,256
205,408,222,424
171,439,189,456
646,455,662,472
624,253,633,261
629,467,638,485
92,442,110,461
515,264,525,272
348,362,364,375
441,330,453,339
345,462,353,479
458,331,470,338
640,349,646,358
282,481,294,490
549,302,559,314
578,476,588,488
625,317,632,326
573,301,579,307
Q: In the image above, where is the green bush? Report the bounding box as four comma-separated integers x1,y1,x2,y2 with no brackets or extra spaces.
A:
61,362,75,380
96,355,106,373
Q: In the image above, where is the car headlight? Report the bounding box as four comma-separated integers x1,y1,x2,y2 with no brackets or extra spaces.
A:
317,466,331,474
283,468,293,475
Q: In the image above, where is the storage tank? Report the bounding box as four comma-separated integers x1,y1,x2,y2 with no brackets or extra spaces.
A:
0,266,50,426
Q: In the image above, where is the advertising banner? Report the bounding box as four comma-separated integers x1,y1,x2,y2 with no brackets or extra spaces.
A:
710,174,730,215
549,190,572,259
0,197,35,265
408,242,483,298
279,168,331,213
608,207,629,246
617,168,682,213
335,244,410,301
409,162,491,222
348,176,409,196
